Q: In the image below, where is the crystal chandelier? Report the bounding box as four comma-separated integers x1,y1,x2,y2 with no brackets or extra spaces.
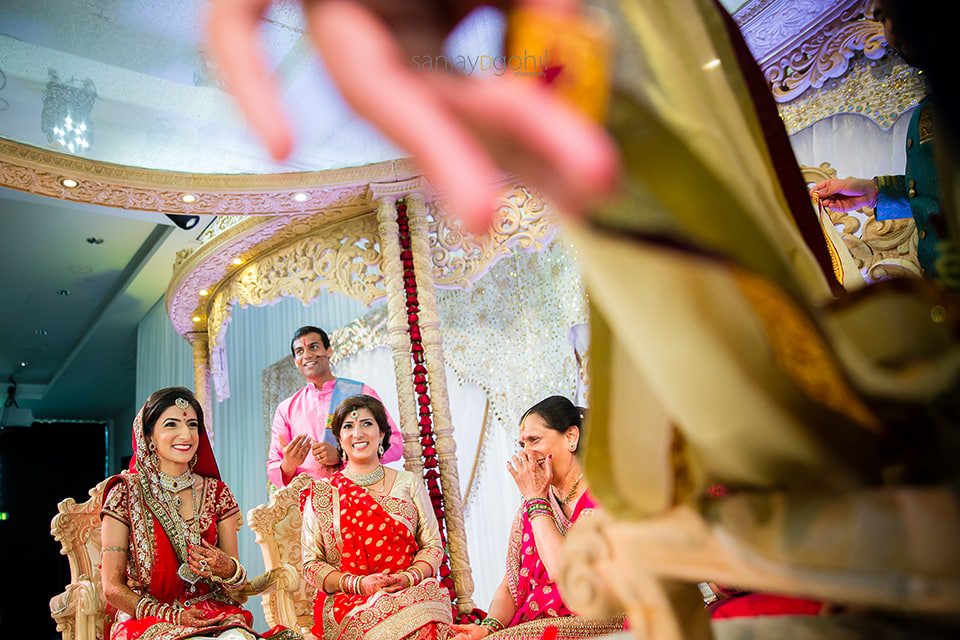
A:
41,71,96,154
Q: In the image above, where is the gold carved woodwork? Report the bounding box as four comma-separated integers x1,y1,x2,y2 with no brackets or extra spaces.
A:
801,162,921,282
166,179,558,401
375,196,427,478
428,185,556,289
49,477,302,640
50,478,111,640
737,0,926,132
246,474,314,635
205,213,386,397
187,331,214,443
763,1,886,103
0,138,409,217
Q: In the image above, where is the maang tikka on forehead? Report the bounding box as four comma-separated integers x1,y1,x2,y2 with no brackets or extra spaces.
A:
175,397,190,412
350,410,359,420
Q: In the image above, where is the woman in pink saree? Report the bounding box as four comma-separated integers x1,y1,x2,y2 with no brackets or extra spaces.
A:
451,397,625,640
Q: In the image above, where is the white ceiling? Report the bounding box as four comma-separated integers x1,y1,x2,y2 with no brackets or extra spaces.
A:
0,0,504,173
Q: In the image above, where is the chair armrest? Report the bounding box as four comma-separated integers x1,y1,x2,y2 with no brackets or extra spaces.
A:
237,563,303,630
50,578,101,640
240,563,301,598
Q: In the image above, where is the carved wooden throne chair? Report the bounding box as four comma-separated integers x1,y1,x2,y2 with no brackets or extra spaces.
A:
49,477,300,640
247,473,315,637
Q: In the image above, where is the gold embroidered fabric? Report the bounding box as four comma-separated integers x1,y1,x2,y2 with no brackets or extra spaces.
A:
301,471,446,594
488,614,627,639
102,482,130,524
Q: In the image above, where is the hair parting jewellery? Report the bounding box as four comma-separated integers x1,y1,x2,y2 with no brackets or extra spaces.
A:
175,397,190,412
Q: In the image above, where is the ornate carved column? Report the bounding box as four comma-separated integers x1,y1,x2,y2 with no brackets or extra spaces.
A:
406,191,476,613
186,331,214,444
373,193,425,476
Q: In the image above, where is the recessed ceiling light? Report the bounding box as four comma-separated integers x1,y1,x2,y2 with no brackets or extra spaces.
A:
60,178,79,188
231,257,243,265
19,361,28,367
293,192,308,202
35,329,48,336
57,289,71,296
192,315,202,323
181,193,197,203
199,289,210,297
86,237,104,245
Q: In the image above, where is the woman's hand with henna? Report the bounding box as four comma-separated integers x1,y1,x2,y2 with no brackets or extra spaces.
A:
180,607,228,628
507,451,552,500
449,623,491,640
359,573,399,595
187,539,236,580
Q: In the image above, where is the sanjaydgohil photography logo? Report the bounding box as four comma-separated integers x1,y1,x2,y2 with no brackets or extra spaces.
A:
411,49,551,77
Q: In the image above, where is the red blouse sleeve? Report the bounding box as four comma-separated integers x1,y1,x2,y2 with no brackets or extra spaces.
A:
101,481,129,525
215,480,241,523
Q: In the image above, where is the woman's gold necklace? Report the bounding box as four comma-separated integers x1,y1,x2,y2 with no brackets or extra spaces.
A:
554,473,584,506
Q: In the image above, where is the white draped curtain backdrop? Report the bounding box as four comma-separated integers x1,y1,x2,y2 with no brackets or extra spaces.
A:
790,110,914,189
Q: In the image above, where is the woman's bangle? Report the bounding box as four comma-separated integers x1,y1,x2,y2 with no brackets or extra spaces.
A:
340,573,363,595
480,616,506,633
409,565,425,584
524,496,552,520
220,558,247,590
134,595,151,619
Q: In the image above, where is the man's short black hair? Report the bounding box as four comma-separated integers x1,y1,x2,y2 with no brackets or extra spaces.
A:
290,326,330,355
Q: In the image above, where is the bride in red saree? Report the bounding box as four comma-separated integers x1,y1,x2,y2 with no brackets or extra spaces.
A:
299,394,452,640
100,387,300,640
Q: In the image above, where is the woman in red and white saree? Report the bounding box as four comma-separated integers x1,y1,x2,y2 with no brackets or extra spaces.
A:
100,387,299,640
300,394,451,640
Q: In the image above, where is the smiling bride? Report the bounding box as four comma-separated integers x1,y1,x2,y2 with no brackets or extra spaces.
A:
100,387,299,640
299,394,453,640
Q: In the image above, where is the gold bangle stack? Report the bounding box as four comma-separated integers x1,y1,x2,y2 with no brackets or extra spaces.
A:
338,573,363,595
135,596,182,624
214,557,247,590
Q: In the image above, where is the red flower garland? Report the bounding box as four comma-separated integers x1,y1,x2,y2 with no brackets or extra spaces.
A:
396,200,484,625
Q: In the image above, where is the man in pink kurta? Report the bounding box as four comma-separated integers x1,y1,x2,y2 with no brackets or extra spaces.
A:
267,325,403,487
